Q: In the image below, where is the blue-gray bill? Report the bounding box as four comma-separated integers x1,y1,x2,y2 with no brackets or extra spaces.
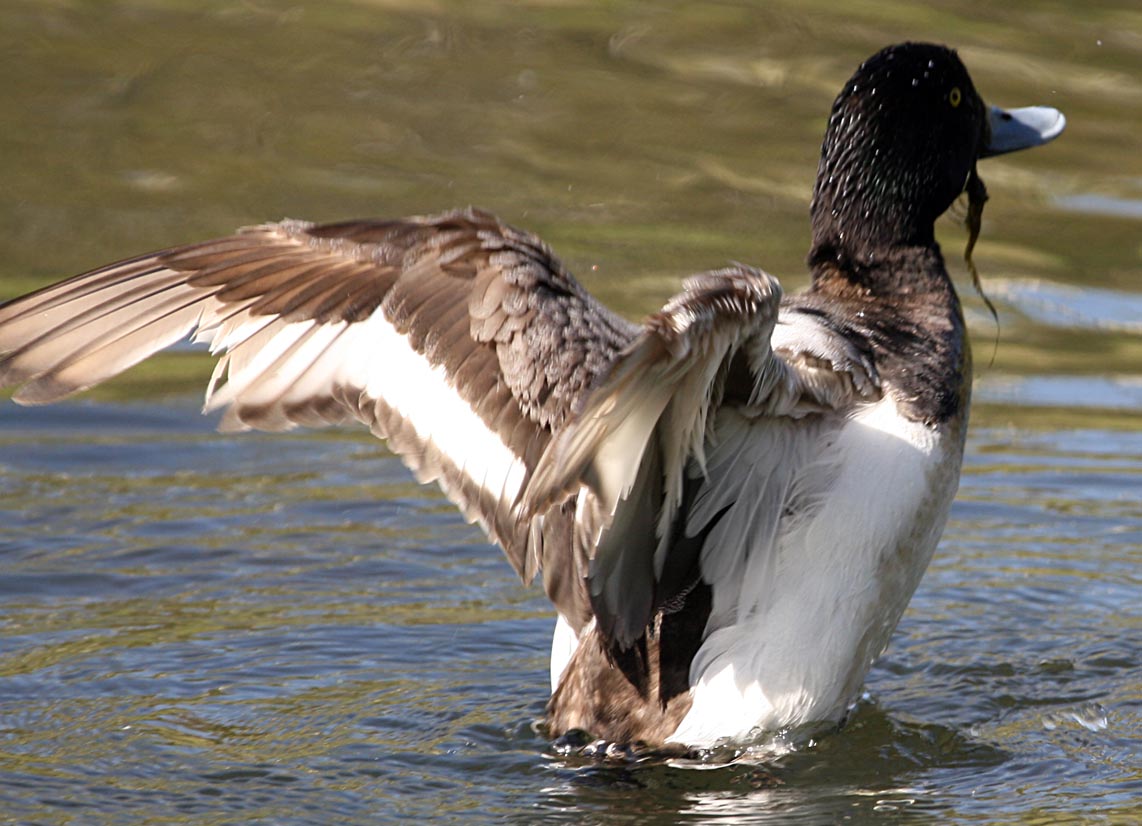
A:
983,105,1066,157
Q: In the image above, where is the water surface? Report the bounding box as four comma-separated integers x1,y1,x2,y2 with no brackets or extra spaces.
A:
0,2,1139,824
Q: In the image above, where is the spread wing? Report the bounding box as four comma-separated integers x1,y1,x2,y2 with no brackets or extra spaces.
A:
0,208,636,616
517,274,883,649
0,208,882,653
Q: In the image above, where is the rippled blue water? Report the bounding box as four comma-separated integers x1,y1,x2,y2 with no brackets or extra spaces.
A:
1,390,1138,824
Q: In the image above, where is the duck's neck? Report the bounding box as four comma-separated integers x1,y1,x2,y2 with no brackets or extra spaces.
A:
807,239,953,299
803,239,970,428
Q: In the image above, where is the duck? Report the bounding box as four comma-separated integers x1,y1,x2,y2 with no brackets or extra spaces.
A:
0,42,1063,751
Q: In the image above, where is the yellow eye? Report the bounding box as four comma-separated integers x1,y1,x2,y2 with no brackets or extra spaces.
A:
949,87,963,107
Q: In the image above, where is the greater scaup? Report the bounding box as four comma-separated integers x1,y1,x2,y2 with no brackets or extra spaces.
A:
0,42,1063,751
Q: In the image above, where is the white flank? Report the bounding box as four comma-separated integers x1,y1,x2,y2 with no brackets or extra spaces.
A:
549,614,582,692
667,395,961,748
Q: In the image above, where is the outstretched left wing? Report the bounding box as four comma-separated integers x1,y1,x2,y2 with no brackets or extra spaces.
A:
0,208,636,625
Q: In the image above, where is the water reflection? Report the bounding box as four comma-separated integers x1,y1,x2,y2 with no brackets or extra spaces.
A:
976,374,1142,410
987,278,1142,334
531,702,1005,824
1056,193,1142,221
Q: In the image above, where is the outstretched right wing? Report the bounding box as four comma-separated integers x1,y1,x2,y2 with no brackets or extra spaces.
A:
518,267,883,652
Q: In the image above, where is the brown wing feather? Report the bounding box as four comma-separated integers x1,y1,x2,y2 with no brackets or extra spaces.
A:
0,208,637,625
